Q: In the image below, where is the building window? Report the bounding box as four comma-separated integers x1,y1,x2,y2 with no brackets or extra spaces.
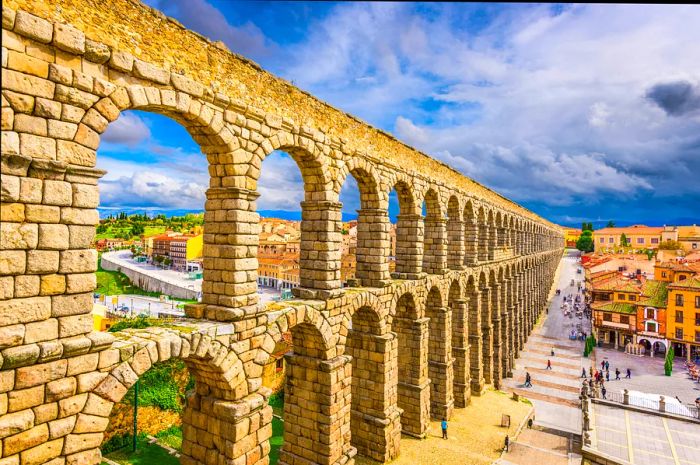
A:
600,238,605,244
609,237,614,243
676,294,684,306
618,293,626,300
603,313,612,322
696,313,700,326
679,275,687,282
696,331,700,343
675,310,683,323
645,308,655,319
645,321,657,332
276,358,284,372
696,296,700,309
629,295,636,302
651,238,659,244
637,238,644,244
675,328,683,339
662,271,667,278
620,315,629,324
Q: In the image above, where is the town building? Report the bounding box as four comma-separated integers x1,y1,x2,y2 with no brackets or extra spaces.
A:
563,227,582,248
666,277,700,361
593,225,663,251
152,233,204,271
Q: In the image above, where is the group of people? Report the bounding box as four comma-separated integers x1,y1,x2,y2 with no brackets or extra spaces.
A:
580,361,631,399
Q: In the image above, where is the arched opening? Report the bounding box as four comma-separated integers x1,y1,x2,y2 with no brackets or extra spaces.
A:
446,196,464,270
339,166,389,287
422,189,446,274
281,322,353,465
392,293,430,437
389,181,421,278
256,145,337,300
487,210,498,261
347,306,401,462
426,286,454,420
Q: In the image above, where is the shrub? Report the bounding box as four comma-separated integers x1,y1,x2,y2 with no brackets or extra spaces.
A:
664,346,675,376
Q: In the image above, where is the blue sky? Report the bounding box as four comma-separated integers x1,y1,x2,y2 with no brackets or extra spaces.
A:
98,2,700,227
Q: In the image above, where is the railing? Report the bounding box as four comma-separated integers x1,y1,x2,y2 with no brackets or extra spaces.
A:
591,389,700,420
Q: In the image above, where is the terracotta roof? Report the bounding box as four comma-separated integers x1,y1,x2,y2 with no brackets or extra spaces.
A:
668,278,700,290
592,302,637,314
593,225,663,235
591,276,643,293
638,281,668,308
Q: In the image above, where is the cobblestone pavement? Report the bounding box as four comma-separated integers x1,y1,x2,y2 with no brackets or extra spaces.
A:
496,426,582,465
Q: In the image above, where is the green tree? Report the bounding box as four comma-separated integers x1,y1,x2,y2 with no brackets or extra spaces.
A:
131,223,145,237
658,240,682,250
664,346,675,376
606,220,616,228
576,230,594,253
620,233,629,247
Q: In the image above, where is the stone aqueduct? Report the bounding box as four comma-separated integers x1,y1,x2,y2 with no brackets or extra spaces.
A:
0,1,565,465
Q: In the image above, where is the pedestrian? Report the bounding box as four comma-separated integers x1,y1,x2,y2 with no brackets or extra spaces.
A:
606,370,610,382
589,367,593,378
441,418,448,439
626,368,631,379
527,418,533,429
525,372,532,387
547,360,552,370
615,368,620,380
504,435,510,452
601,386,607,399
601,361,605,370
605,361,610,371
551,347,555,357
582,368,587,378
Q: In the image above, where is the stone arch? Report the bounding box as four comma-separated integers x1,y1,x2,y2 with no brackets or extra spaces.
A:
339,157,390,286
477,205,489,262
463,199,478,266
391,291,430,437
389,174,423,277
425,286,453,419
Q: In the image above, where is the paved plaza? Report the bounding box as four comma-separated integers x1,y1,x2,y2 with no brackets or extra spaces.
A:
102,250,203,293
589,402,700,465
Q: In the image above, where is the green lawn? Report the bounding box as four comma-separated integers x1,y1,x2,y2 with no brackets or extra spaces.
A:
270,416,284,465
103,437,179,465
96,269,160,298
156,426,183,451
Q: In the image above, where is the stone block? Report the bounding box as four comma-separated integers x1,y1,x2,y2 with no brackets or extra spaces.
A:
25,205,61,223
3,90,35,114
8,385,43,412
66,353,98,376
2,423,49,456
48,120,78,140
14,11,53,43
57,393,87,418
0,222,38,249
13,275,40,298
82,393,113,417
35,98,62,119
68,225,95,248
71,184,98,208
15,359,67,390
54,84,99,110
65,273,96,294
38,224,69,249
0,173,20,201
0,324,25,349
109,50,133,72
76,372,106,394
19,177,43,203
40,274,66,295
1,68,55,98
53,23,85,55
60,208,99,226
58,249,97,273
0,276,14,299
58,314,93,338
19,132,56,159
84,39,110,64
26,250,60,274
0,409,34,440
46,377,77,402
24,318,59,344
0,296,50,326
0,203,25,222
20,438,64,465
7,50,49,79
33,401,58,424
43,180,72,206
13,113,48,136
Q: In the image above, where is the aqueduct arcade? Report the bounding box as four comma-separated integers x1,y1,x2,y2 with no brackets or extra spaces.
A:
0,1,565,464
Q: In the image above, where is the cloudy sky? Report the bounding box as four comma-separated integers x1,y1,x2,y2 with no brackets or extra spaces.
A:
98,2,700,226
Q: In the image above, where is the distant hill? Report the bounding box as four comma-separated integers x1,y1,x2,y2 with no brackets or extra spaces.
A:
98,208,359,222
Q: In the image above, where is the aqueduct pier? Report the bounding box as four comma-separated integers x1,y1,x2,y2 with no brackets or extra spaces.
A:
0,1,565,464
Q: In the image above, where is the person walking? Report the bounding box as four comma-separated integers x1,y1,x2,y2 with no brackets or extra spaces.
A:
605,361,610,371
504,435,510,452
601,386,607,399
615,368,620,380
551,347,555,357
601,361,605,371
441,418,448,439
582,368,587,378
547,360,552,370
606,370,610,382
626,368,631,379
589,367,593,378
525,372,532,387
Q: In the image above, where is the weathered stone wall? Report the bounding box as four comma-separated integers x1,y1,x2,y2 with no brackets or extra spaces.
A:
1,2,565,465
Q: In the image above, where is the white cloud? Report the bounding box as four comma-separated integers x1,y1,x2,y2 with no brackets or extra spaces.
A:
101,113,151,147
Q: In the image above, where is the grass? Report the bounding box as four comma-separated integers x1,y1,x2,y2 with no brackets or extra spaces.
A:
96,269,161,298
155,425,183,450
103,436,180,465
270,416,284,465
